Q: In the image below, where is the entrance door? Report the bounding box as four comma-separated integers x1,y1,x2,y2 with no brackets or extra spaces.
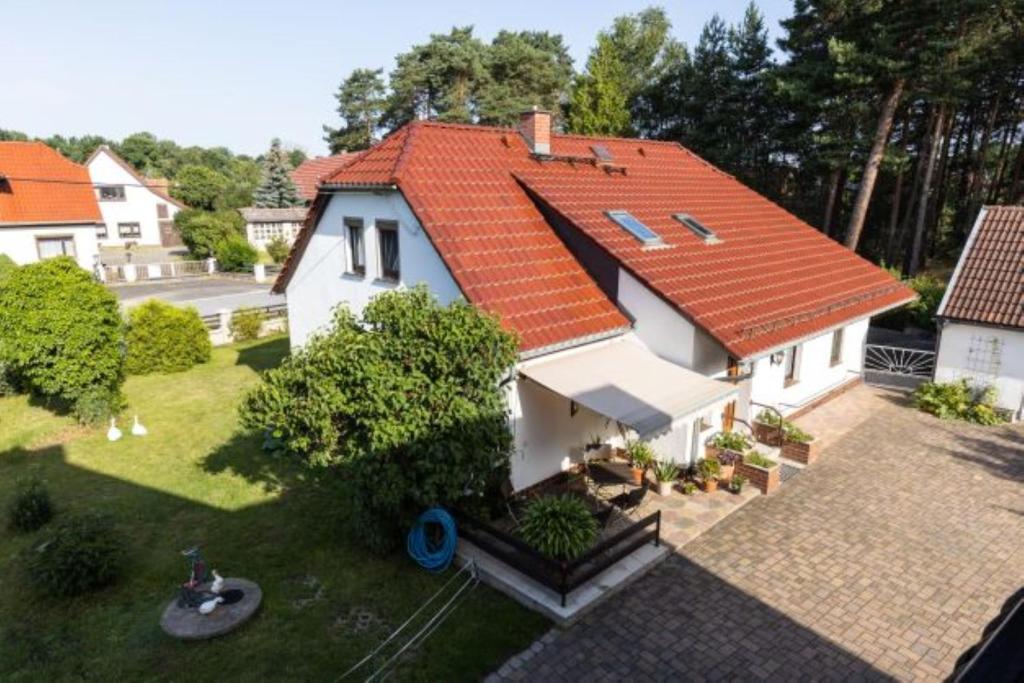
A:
159,219,183,247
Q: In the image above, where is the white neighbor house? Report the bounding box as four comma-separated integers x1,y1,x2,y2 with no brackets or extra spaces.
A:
0,141,103,271
239,207,307,249
274,114,914,492
86,145,185,247
935,206,1024,420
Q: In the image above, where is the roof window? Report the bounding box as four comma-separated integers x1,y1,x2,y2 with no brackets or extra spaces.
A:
607,210,661,246
591,144,613,162
674,213,721,244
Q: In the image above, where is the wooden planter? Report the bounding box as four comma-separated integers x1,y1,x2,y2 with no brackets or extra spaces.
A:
782,438,821,465
752,420,783,447
736,460,780,495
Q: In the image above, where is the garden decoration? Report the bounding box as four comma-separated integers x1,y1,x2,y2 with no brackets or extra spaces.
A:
106,418,122,442
161,546,263,639
177,545,211,608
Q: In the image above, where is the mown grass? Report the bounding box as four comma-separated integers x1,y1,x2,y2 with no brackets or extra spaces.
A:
0,336,546,681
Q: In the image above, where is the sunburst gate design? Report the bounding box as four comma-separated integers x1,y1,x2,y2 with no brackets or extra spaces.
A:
864,344,935,378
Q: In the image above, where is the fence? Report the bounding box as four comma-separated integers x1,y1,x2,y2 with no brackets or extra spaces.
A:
102,259,214,284
452,507,661,607
202,303,288,345
863,343,936,390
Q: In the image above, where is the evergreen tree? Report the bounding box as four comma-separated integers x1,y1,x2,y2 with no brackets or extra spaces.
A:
253,139,301,208
324,68,387,153
477,31,574,126
566,34,632,136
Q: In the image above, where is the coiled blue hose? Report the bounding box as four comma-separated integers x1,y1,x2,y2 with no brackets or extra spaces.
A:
407,507,457,573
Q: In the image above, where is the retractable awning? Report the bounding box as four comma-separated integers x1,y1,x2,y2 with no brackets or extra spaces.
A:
519,341,738,437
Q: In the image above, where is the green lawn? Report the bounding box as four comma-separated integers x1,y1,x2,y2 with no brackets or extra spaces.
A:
0,337,546,681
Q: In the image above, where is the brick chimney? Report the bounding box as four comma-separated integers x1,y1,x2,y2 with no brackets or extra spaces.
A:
518,107,551,155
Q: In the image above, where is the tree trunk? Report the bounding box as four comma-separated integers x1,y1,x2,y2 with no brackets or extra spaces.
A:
845,79,906,250
822,166,843,235
1008,130,1024,202
926,111,956,260
908,105,947,276
987,123,1016,203
885,166,905,266
963,89,1002,231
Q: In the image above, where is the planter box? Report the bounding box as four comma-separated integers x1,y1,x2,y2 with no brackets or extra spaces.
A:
752,420,783,447
782,438,821,465
736,461,780,495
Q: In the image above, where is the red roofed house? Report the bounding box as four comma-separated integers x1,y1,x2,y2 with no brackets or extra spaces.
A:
0,141,103,271
290,153,358,203
935,206,1024,420
273,112,914,490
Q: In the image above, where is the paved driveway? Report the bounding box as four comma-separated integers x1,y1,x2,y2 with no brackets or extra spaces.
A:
493,386,1024,681
107,277,284,316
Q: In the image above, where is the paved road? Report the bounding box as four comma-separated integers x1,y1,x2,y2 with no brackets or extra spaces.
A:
492,386,1024,681
108,277,284,316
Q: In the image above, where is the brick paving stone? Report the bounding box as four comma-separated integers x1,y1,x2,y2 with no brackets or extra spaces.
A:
490,386,1024,681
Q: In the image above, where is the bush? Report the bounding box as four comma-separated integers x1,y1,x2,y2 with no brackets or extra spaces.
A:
0,253,17,281
0,360,17,397
72,385,125,426
215,235,259,272
0,258,124,405
873,274,946,332
710,431,751,451
25,514,124,596
913,380,1004,425
240,286,518,552
518,495,597,561
229,307,265,342
266,236,290,264
174,209,245,259
125,300,211,375
7,478,53,533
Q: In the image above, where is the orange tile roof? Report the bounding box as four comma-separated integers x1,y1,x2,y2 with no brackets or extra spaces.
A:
0,142,102,225
939,206,1024,329
276,121,913,357
290,153,358,201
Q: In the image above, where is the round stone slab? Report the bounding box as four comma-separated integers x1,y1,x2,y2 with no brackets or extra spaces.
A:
160,578,262,640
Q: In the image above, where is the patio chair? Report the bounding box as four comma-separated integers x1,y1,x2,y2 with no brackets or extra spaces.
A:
607,485,648,519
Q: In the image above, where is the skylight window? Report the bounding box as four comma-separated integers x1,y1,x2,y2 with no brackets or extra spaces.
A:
591,144,613,161
607,210,662,246
674,213,721,244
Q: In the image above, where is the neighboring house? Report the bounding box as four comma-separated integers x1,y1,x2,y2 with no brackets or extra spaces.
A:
935,205,1024,420
86,145,185,247
240,207,308,248
0,141,102,271
273,112,914,491
290,153,357,204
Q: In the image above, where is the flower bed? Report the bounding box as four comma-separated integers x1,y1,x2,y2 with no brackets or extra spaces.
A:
781,437,821,464
736,451,780,495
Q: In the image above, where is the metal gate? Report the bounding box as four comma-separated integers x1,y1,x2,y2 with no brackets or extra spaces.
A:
863,344,936,390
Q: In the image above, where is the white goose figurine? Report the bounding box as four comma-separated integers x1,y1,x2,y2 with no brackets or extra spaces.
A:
106,418,122,442
131,415,148,437
210,570,224,594
198,596,225,615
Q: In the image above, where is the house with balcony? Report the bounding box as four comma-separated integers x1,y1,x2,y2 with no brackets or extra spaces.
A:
273,111,914,492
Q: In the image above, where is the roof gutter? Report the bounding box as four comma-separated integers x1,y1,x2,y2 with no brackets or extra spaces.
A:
518,325,632,362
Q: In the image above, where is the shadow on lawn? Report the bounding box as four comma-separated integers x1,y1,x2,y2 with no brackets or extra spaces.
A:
235,336,291,373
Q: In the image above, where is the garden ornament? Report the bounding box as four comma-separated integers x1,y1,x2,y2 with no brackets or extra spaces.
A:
198,596,225,615
106,418,122,442
210,570,224,594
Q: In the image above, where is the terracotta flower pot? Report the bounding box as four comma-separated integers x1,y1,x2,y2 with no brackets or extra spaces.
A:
703,478,718,493
631,467,645,486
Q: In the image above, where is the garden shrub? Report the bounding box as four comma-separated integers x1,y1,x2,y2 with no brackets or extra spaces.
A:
229,307,265,341
913,380,1004,425
710,431,751,451
215,235,258,272
0,253,17,281
25,513,124,597
873,274,946,332
174,209,244,259
125,300,211,375
266,236,290,264
518,495,597,561
0,258,124,405
7,477,53,533
240,286,518,553
72,385,126,426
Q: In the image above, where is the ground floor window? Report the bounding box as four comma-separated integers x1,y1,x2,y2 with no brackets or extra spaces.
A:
36,235,76,259
118,222,141,238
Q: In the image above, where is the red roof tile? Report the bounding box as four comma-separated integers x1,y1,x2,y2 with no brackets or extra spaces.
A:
938,206,1024,329
290,153,359,201
0,142,102,225
276,122,912,357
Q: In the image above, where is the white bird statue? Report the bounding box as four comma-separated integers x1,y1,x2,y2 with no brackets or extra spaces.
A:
106,418,122,442
198,596,225,615
210,570,224,594
131,415,147,437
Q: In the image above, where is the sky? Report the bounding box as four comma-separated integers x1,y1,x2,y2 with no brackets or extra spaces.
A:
1,0,792,157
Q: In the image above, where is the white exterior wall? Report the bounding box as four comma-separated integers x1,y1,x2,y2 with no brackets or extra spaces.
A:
245,221,304,248
284,190,462,346
0,223,99,271
935,322,1024,419
87,149,179,247
749,318,869,416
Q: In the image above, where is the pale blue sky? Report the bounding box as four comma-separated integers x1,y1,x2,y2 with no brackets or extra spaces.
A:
1,0,791,156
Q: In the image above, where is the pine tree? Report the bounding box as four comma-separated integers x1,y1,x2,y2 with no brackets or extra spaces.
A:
566,34,632,136
477,31,574,126
253,139,301,208
324,68,386,153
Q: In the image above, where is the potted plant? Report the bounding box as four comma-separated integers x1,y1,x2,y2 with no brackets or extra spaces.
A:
681,481,698,495
714,448,741,481
583,434,610,459
728,474,747,494
736,449,781,495
653,460,679,496
696,458,721,492
706,431,751,461
781,423,820,465
753,410,785,446
625,440,655,486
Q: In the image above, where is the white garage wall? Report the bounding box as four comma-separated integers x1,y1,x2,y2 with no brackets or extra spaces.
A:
285,190,462,347
0,224,99,270
935,322,1024,419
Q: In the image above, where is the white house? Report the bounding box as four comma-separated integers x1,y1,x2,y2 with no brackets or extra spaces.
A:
86,145,185,248
239,207,307,249
0,141,102,271
273,113,914,491
935,205,1024,420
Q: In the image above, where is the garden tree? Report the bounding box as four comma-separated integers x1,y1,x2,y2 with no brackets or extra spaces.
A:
566,34,632,136
125,300,211,375
253,138,302,208
117,132,161,174
477,31,574,126
0,129,29,141
324,68,387,153
727,3,778,188
173,209,245,259
685,15,739,167
172,164,229,210
0,258,124,410
287,148,307,168
40,134,112,163
240,286,518,552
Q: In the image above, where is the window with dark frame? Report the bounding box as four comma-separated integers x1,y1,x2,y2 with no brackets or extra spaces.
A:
377,221,400,281
118,222,141,238
36,236,76,259
784,346,799,385
830,329,844,366
673,213,721,243
156,203,169,219
345,218,366,276
97,185,126,201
